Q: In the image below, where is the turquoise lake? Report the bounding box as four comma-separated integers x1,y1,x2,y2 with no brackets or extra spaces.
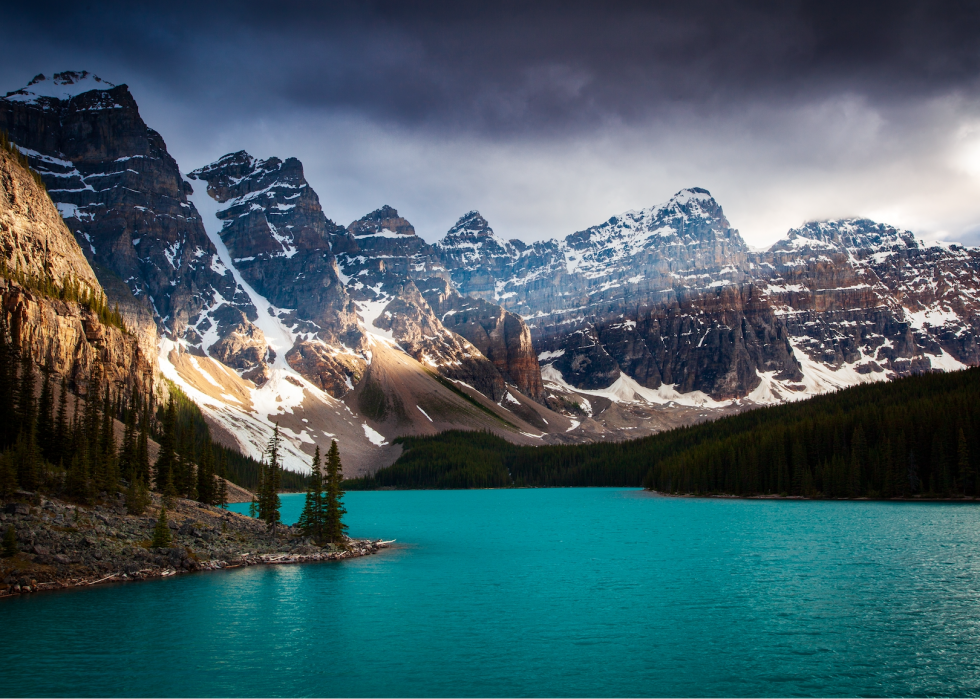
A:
4,489,980,697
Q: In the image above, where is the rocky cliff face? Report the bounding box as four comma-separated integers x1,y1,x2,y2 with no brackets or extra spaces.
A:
419,277,545,402
754,219,980,377
0,72,257,365
187,152,358,343
0,146,153,395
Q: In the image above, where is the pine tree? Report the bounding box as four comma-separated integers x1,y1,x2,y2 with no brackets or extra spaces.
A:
125,476,151,515
99,387,119,494
154,398,177,492
180,453,197,501
136,406,151,485
217,451,228,509
197,446,215,506
118,404,137,482
83,372,102,489
16,350,36,440
36,364,54,463
151,506,172,548
957,428,973,496
53,377,69,468
0,315,16,450
298,446,323,542
162,469,177,507
324,440,348,545
2,525,16,558
258,424,283,532
12,430,42,492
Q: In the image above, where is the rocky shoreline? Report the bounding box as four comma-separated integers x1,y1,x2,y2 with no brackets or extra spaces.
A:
0,492,391,598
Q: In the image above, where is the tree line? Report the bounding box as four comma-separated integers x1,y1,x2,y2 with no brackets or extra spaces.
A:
347,368,980,499
0,314,309,510
245,425,348,546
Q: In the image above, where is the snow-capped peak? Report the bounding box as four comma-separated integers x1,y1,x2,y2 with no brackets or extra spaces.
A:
4,71,115,103
670,187,715,206
437,210,516,265
775,218,919,254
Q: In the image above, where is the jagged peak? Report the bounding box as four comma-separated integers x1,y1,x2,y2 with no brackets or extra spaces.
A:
577,186,730,243
670,187,714,204
438,210,516,259
189,150,256,178
350,205,417,237
777,218,919,253
362,205,400,222
4,71,117,103
445,210,491,237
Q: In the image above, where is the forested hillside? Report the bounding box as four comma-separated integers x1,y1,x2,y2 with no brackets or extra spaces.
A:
348,368,980,498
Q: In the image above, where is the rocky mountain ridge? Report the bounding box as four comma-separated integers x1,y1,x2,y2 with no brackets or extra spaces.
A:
0,145,153,396
3,71,978,476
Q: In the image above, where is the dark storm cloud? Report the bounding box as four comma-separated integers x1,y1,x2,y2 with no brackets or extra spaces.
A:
4,1,980,245
6,1,980,135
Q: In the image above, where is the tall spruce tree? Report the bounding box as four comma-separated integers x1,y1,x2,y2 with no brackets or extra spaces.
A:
258,424,283,532
16,351,36,440
324,440,348,545
36,364,54,463
151,506,172,548
298,446,324,542
136,405,151,485
53,377,69,468
118,405,137,482
154,398,177,492
957,428,972,496
217,451,229,509
197,445,215,506
99,387,118,493
0,316,16,450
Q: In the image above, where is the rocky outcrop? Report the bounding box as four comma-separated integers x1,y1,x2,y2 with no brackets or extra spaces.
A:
372,280,507,402
0,278,154,396
0,493,390,597
0,72,256,355
285,340,366,396
419,277,545,401
0,147,101,290
0,146,153,395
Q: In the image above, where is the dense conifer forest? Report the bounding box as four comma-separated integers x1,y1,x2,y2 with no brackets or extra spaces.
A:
347,368,980,498
0,315,307,505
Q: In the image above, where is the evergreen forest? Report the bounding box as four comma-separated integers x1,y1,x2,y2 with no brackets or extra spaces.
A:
0,316,307,509
347,367,980,499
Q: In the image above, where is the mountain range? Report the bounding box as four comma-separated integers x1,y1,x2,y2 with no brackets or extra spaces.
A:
2,71,977,474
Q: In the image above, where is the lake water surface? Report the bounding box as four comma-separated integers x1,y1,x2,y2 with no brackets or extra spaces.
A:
4,489,980,697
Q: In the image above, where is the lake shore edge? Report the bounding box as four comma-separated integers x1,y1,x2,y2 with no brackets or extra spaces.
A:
1,492,390,599
645,489,980,502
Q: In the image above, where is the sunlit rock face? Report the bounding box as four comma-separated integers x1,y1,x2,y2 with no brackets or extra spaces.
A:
0,71,255,365
0,145,154,396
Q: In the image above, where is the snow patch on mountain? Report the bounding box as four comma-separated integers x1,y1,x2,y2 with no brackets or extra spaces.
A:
4,71,115,103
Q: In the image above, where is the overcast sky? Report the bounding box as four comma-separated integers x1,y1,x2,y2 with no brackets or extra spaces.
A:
4,1,980,247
